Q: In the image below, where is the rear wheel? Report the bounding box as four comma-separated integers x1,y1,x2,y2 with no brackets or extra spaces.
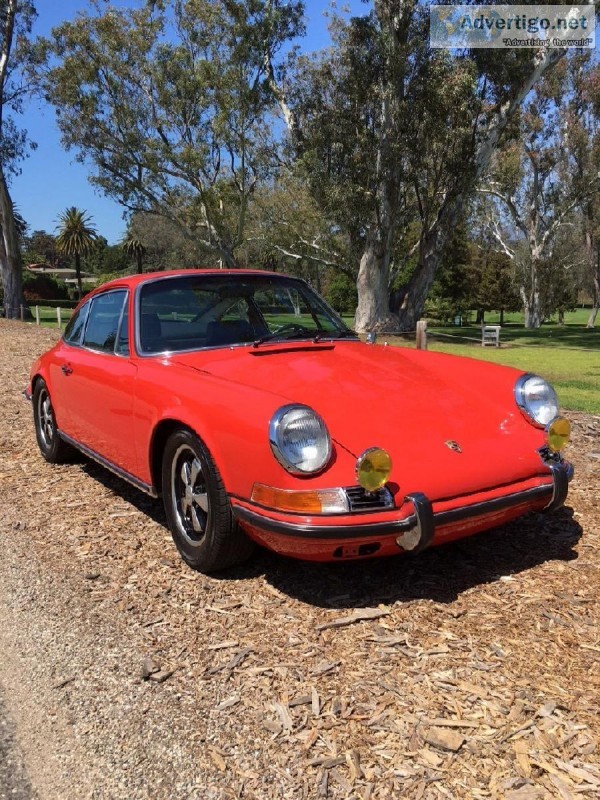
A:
162,429,254,572
32,379,73,463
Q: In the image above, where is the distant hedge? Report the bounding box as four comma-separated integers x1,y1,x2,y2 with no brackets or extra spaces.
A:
29,298,78,309
23,272,70,302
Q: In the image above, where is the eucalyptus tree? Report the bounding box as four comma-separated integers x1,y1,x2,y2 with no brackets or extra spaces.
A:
38,0,303,270
566,55,600,327
274,1,593,331
245,175,360,285
481,60,600,328
55,207,97,298
0,0,36,317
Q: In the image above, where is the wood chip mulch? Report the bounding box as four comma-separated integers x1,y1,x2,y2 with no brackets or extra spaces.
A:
0,319,598,799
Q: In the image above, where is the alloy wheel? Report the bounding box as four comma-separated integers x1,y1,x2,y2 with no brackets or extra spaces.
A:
171,444,210,545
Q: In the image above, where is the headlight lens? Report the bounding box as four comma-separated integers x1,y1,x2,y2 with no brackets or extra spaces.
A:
515,374,559,427
269,405,331,474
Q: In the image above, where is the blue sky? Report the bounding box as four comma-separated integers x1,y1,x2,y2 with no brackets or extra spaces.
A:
11,0,368,244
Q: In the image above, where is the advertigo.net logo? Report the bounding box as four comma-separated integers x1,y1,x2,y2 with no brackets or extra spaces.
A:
430,5,596,48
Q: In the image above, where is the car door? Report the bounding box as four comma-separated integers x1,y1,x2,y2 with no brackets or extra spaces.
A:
62,289,139,474
48,298,91,440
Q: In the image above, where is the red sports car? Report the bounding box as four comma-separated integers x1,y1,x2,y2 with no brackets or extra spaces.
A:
27,270,573,572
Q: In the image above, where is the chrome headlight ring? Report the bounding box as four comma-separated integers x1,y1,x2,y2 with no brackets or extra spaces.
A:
515,373,559,428
269,404,332,475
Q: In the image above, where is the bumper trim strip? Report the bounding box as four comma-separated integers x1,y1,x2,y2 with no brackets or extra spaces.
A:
232,472,566,542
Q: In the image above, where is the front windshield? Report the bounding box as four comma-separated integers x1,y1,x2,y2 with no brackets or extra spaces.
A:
137,273,354,354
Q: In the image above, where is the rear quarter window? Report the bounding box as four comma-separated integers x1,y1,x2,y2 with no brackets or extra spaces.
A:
63,301,90,346
83,290,128,353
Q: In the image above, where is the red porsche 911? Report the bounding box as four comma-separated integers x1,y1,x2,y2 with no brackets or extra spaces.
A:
27,270,573,572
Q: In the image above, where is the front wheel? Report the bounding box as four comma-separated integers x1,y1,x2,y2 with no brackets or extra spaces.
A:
32,379,73,463
162,429,254,572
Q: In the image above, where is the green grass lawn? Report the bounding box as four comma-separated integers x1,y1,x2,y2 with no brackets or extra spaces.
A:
28,305,75,329
429,320,599,351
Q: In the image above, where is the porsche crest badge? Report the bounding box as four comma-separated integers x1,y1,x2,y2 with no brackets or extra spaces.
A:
445,440,462,453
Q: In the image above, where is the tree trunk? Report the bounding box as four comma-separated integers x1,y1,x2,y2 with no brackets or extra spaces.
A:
586,249,599,328
558,309,565,326
0,173,23,319
499,308,504,325
396,252,437,332
520,259,542,329
75,252,83,298
218,246,239,269
397,196,465,331
354,230,397,332
136,251,143,274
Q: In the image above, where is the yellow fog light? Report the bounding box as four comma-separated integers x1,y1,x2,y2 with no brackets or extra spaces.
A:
547,416,571,452
356,447,392,491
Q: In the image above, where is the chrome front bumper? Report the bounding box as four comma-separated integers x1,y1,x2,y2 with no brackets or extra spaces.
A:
233,461,573,553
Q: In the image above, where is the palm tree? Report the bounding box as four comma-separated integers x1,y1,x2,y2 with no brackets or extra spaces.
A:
122,233,146,274
55,207,98,298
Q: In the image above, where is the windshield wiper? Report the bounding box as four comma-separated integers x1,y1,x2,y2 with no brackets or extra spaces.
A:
252,328,313,347
312,329,358,343
253,326,357,347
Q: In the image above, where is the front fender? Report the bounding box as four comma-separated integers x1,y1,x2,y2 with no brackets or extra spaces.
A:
134,361,358,498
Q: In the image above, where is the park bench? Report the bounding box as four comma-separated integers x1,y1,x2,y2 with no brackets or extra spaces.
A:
482,325,501,347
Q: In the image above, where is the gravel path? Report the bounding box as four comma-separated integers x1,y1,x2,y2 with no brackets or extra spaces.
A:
1,319,599,799
0,691,35,800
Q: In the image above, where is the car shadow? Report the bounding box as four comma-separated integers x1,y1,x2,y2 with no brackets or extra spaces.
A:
79,461,168,524
78,461,583,610
225,507,583,609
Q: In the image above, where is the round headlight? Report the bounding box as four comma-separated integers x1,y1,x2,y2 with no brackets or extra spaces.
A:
269,405,331,475
515,374,559,427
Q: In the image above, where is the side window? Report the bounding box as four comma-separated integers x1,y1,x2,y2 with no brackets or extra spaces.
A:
63,301,90,346
83,290,127,353
115,303,129,356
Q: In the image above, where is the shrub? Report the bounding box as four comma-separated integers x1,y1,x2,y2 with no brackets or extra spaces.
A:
23,272,70,302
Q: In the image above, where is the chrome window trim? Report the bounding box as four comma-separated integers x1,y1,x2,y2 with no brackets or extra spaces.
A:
114,291,130,358
133,273,355,358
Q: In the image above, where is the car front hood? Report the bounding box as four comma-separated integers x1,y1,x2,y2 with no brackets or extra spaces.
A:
171,342,548,499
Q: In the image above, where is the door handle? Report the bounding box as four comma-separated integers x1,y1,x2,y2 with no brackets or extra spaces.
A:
61,364,73,376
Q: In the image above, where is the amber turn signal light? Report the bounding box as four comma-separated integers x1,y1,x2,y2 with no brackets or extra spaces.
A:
250,484,349,514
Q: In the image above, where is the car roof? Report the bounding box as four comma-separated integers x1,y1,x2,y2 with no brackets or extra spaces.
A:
89,268,284,296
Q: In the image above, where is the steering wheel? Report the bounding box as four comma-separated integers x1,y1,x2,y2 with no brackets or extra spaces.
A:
271,323,310,335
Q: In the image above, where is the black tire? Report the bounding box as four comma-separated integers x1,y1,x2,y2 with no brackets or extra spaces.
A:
32,379,73,464
162,428,254,572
